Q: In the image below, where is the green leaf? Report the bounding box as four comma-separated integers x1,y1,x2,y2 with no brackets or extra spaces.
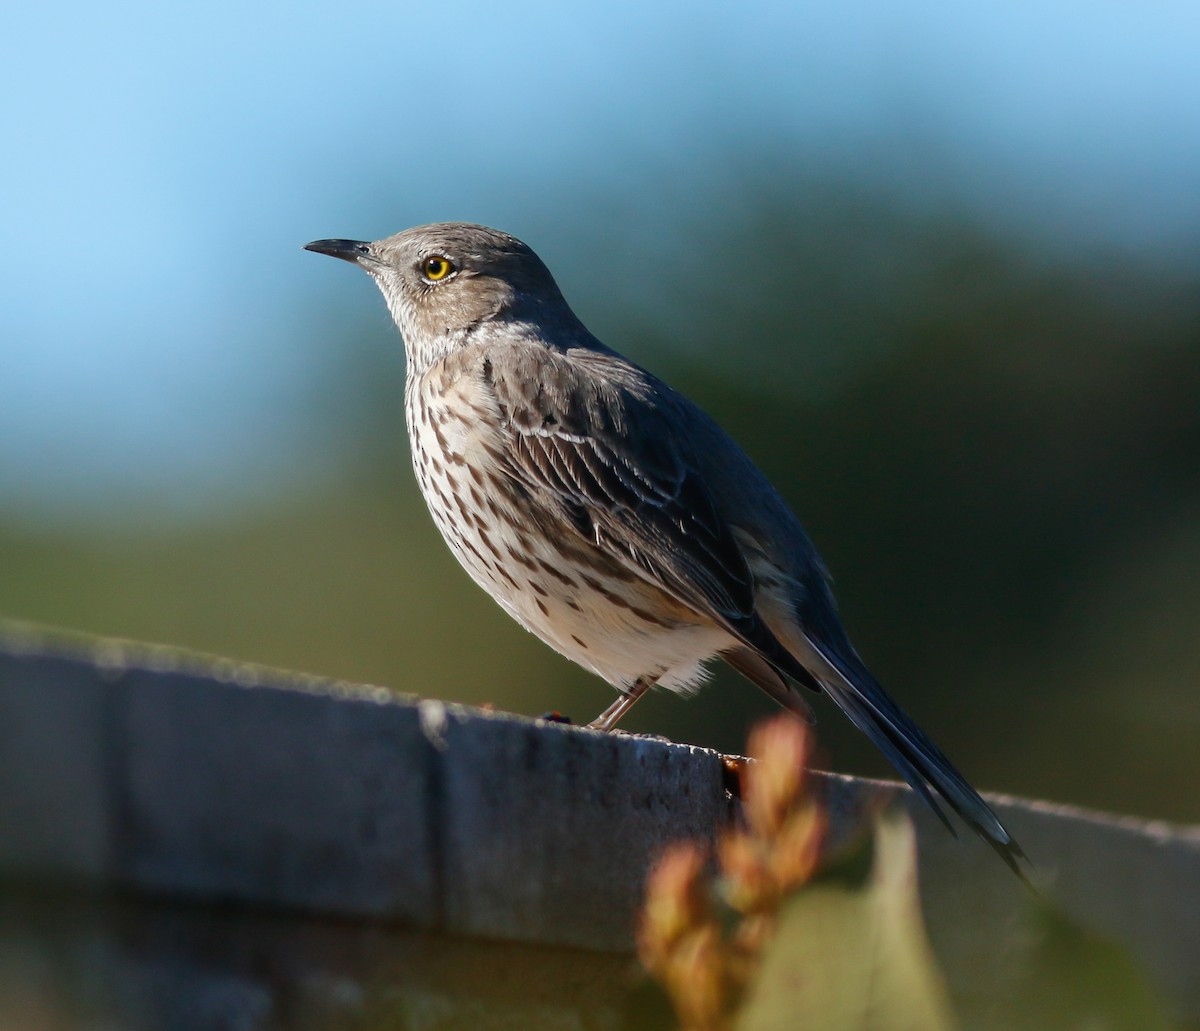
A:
989,900,1179,1031
736,811,957,1031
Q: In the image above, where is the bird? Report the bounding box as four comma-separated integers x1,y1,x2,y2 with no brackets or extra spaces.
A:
304,222,1026,876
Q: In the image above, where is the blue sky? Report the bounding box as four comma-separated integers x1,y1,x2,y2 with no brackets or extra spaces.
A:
2,0,1197,520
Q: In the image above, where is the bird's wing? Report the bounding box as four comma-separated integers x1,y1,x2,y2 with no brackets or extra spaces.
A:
480,349,773,645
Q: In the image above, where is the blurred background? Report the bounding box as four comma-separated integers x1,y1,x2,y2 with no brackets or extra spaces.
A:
2,0,1198,823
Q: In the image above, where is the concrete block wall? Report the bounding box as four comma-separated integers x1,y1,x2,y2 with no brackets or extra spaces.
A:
1,619,1198,1021
0,621,729,952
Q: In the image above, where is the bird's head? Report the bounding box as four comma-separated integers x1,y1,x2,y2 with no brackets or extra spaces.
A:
305,222,581,371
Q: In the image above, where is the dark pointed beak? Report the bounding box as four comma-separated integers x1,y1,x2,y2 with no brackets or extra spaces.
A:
303,239,373,264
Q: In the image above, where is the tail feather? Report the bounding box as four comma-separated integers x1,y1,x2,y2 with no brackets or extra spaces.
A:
820,678,958,835
811,637,1029,879
749,618,1029,880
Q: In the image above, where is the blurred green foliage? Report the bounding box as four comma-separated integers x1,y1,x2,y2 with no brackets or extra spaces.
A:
2,166,1198,822
737,814,957,1031
992,901,1180,1031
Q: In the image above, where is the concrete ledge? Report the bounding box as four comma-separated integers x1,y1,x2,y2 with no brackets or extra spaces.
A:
0,621,728,953
2,620,1199,1018
119,669,435,922
432,702,728,948
821,773,1200,1020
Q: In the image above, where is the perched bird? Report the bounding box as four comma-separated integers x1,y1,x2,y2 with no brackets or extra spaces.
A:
305,223,1026,875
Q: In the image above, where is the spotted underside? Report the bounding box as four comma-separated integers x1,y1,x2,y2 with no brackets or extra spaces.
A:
406,342,742,692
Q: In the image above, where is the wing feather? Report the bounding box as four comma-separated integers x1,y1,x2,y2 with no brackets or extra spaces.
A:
483,348,759,632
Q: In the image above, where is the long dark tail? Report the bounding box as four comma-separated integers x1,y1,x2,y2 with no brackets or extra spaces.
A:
750,625,1028,880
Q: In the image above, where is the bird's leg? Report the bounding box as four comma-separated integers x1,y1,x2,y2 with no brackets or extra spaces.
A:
586,675,657,732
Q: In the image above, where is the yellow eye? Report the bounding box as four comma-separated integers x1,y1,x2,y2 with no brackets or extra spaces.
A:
421,255,455,281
